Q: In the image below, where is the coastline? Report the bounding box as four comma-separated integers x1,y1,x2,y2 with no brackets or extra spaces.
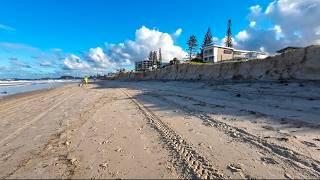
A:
0,81,78,100
0,83,75,102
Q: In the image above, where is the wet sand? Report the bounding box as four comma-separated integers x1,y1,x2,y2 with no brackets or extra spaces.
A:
0,81,319,179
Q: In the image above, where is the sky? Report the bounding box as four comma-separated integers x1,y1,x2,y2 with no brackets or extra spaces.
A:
0,0,319,79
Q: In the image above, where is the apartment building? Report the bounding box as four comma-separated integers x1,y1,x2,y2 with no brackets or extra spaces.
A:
135,60,156,72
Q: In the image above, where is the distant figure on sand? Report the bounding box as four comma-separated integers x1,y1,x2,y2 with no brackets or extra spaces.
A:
79,76,88,87
83,76,88,85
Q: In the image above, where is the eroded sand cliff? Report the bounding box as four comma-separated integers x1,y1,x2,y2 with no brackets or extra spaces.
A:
120,45,320,81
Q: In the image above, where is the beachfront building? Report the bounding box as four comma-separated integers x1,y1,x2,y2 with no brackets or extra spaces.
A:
135,60,157,72
135,49,162,72
203,45,268,63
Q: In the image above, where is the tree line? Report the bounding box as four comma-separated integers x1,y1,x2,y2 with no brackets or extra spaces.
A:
186,19,233,62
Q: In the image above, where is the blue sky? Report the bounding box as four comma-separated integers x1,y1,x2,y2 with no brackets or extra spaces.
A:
0,0,319,79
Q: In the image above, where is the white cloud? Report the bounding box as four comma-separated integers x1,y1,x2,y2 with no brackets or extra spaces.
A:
275,0,319,15
63,54,90,70
250,5,262,15
236,30,249,41
174,28,183,37
87,47,114,68
0,42,38,51
105,26,187,63
0,24,15,31
272,25,284,40
217,37,238,47
260,47,266,52
33,26,186,75
273,25,282,34
1,26,187,77
265,1,276,14
235,0,320,53
249,21,256,28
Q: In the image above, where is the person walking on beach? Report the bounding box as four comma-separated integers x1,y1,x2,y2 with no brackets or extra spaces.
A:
83,76,89,85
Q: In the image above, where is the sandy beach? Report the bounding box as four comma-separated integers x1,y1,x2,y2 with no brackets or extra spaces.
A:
0,80,319,179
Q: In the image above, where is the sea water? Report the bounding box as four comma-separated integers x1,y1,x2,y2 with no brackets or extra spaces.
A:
0,80,78,98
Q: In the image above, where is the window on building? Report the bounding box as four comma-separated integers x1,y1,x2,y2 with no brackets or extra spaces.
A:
223,49,233,54
204,49,213,56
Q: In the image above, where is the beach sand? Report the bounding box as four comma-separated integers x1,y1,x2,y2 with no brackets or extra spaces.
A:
0,80,319,179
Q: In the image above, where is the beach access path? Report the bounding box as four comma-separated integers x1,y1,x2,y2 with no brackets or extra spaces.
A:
0,80,319,179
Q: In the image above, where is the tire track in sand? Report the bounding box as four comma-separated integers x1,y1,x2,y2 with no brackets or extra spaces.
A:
120,88,225,179
145,91,320,177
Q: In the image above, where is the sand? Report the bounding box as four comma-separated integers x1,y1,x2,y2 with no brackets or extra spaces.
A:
0,81,319,179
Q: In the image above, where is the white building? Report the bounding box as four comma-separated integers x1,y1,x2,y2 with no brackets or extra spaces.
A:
203,45,268,63
135,60,158,72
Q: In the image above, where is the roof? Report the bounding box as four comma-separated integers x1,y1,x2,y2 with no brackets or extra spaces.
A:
204,45,267,54
234,49,252,53
276,46,302,53
235,49,267,55
203,45,234,50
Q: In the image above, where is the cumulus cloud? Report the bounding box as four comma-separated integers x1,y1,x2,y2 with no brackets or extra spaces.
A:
63,54,90,70
105,26,186,63
236,30,249,41
87,47,115,68
235,0,320,53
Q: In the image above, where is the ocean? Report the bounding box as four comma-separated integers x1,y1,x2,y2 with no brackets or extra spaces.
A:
0,79,79,98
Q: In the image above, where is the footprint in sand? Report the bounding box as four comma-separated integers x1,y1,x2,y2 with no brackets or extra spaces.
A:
99,162,108,169
99,140,109,145
276,137,289,142
313,138,320,142
227,163,243,172
261,125,276,131
115,147,123,153
300,140,317,147
261,157,278,165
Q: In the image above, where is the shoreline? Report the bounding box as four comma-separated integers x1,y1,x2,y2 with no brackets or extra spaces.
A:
0,83,75,102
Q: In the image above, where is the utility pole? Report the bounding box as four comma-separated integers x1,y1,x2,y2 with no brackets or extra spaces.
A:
225,19,233,48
